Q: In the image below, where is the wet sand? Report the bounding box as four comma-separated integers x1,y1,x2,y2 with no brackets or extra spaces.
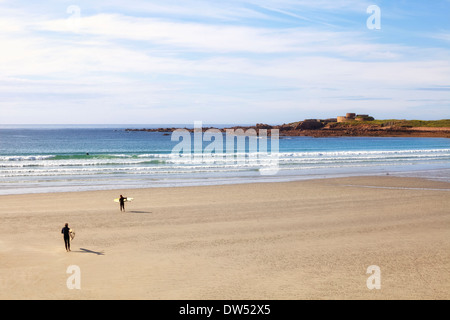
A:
0,176,449,299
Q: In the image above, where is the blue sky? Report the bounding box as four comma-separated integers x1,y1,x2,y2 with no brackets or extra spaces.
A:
0,0,449,124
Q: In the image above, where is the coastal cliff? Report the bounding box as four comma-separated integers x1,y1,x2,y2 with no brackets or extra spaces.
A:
279,120,450,138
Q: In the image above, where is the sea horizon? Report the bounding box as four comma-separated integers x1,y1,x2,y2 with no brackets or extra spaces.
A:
0,123,256,129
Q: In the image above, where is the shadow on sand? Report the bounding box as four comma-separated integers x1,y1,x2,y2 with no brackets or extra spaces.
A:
78,248,105,256
129,210,152,214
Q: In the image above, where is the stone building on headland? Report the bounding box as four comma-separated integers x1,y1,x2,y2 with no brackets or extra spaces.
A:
337,113,374,122
292,112,375,130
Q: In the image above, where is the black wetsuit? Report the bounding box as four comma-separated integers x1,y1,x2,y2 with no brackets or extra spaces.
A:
61,226,71,251
119,197,126,211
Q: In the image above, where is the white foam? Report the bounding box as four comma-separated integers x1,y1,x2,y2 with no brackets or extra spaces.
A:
0,155,55,161
0,149,449,179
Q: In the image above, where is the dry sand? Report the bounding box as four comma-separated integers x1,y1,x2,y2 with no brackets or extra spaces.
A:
0,176,449,300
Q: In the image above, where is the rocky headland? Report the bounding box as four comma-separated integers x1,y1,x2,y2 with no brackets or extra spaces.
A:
126,118,450,138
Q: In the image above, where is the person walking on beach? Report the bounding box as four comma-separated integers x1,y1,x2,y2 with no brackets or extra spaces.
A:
61,223,71,252
119,195,127,212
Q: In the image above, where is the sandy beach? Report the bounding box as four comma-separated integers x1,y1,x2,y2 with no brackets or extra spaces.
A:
0,176,449,300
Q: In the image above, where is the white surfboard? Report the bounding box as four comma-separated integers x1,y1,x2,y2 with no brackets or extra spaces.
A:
69,229,75,241
114,197,134,203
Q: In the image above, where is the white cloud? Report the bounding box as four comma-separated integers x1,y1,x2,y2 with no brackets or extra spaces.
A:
36,13,327,54
432,32,450,43
31,12,430,64
245,0,373,12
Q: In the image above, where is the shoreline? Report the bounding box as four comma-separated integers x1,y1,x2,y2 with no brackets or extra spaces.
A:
3,166,450,196
2,174,450,198
1,175,449,299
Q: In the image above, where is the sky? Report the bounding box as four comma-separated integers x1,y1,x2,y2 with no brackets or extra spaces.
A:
0,0,449,125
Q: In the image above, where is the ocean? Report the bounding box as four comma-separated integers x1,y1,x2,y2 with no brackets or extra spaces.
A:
1,124,449,195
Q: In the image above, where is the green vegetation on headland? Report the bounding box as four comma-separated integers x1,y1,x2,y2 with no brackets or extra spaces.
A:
278,117,450,138
331,119,450,128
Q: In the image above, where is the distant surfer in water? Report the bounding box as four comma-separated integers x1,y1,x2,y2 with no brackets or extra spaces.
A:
119,195,127,212
61,223,71,252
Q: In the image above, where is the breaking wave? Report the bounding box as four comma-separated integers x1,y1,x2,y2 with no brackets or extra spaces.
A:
0,149,449,178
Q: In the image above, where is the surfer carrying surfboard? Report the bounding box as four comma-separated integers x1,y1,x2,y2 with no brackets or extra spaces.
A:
114,196,133,211
119,195,127,212
61,223,71,252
